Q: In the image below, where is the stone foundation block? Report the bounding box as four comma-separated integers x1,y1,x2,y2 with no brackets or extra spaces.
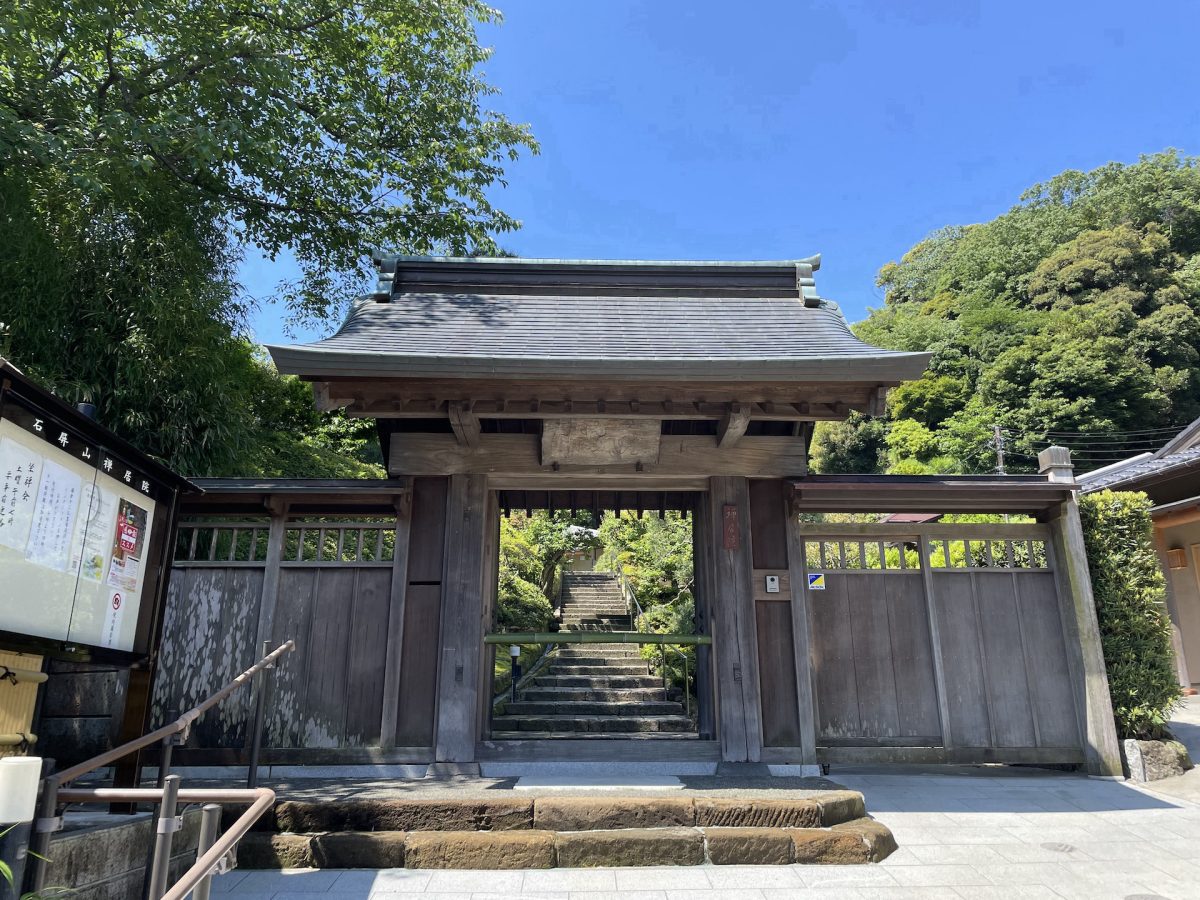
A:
833,817,898,862
695,798,820,828
703,827,795,865
533,796,694,831
1123,738,1194,782
555,827,705,868
788,817,897,864
815,790,866,826
312,831,406,868
403,830,554,869
237,833,314,869
274,798,533,833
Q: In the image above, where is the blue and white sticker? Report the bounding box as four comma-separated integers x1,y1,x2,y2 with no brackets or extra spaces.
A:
807,573,826,591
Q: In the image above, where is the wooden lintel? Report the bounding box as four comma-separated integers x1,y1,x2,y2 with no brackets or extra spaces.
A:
718,402,751,448
447,400,481,448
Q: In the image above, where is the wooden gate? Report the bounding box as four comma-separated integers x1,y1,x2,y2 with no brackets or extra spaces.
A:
800,523,1085,765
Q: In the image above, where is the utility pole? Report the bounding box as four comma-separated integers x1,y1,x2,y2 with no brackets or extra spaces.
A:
993,424,1006,475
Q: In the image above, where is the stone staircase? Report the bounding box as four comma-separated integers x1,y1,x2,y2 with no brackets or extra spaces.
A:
238,793,898,869
492,572,695,739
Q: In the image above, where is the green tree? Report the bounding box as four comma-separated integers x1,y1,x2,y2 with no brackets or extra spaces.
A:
813,151,1200,474
2,0,536,325
0,0,534,475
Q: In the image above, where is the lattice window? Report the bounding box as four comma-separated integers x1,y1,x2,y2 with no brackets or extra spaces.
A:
283,517,397,564
804,539,921,571
175,520,270,563
925,538,1049,570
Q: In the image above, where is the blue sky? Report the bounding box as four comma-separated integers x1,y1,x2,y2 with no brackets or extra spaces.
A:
246,0,1200,346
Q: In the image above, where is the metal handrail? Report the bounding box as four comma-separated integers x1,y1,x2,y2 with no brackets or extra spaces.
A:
57,785,275,900
615,568,644,624
484,631,711,645
27,639,295,897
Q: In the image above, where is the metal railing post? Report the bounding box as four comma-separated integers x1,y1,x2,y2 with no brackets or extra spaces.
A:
247,641,274,789
26,760,58,896
157,708,179,789
192,803,222,900
146,775,181,900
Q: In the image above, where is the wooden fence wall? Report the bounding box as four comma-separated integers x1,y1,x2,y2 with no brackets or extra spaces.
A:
152,479,447,763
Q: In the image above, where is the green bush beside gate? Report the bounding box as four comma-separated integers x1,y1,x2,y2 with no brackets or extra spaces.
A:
1080,490,1182,740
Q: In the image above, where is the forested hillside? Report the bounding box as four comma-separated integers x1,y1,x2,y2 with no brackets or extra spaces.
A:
813,151,1200,475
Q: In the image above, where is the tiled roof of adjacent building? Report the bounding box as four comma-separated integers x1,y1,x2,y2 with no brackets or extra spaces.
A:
1078,446,1200,493
268,256,931,382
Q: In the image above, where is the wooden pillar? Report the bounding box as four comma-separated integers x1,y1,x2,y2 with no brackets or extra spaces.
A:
253,497,290,653
379,485,413,750
783,489,819,766
433,474,489,764
706,476,763,762
1040,447,1124,777
692,498,716,740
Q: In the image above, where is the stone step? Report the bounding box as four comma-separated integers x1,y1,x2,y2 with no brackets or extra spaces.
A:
546,654,640,665
548,664,649,676
486,730,703,741
490,714,695,733
237,795,895,869
534,675,661,689
504,701,684,717
519,687,666,702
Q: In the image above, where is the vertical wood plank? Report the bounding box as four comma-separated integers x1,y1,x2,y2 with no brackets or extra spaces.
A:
344,568,391,745
434,474,489,763
784,492,819,764
707,476,762,762
379,489,413,749
809,571,859,740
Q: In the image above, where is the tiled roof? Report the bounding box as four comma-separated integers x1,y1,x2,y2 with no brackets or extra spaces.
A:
1079,447,1200,492
268,257,931,382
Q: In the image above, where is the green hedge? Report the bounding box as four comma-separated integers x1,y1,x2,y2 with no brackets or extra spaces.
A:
1079,490,1182,739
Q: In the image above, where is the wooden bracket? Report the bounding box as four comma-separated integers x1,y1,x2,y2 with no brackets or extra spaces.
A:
718,402,751,449
867,386,888,417
448,401,481,448
312,382,352,412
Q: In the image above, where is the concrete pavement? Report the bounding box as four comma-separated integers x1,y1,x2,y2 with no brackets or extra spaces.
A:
211,703,1200,899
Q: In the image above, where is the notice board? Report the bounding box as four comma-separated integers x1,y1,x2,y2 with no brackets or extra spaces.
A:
0,360,193,663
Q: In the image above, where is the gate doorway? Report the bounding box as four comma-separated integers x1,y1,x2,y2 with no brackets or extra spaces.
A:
480,489,716,760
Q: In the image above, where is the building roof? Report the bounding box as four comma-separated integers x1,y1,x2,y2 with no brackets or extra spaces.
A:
268,256,931,382
1078,446,1200,493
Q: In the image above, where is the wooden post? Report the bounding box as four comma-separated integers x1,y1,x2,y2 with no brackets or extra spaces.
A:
783,489,819,766
433,474,489,765
379,485,413,750
706,476,763,762
254,498,289,654
1039,447,1124,777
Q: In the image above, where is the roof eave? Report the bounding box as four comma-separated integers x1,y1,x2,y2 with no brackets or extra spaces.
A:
267,345,932,385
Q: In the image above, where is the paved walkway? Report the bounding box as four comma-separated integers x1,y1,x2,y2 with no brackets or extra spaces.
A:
213,704,1200,899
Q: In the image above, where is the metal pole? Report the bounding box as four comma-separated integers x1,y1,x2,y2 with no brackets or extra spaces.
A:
247,642,273,789
157,708,177,789
25,760,57,896
146,775,181,900
192,804,221,900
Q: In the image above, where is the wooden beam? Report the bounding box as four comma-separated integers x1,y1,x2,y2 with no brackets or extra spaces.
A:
389,434,808,478
447,401,480,448
718,402,751,448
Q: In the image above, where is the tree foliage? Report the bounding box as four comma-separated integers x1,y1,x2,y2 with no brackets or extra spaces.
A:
1079,491,1182,740
597,512,694,611
496,512,598,633
2,0,536,325
814,151,1200,474
0,0,532,475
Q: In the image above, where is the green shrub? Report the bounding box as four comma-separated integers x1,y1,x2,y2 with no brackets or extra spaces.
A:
1079,490,1182,739
496,566,552,633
